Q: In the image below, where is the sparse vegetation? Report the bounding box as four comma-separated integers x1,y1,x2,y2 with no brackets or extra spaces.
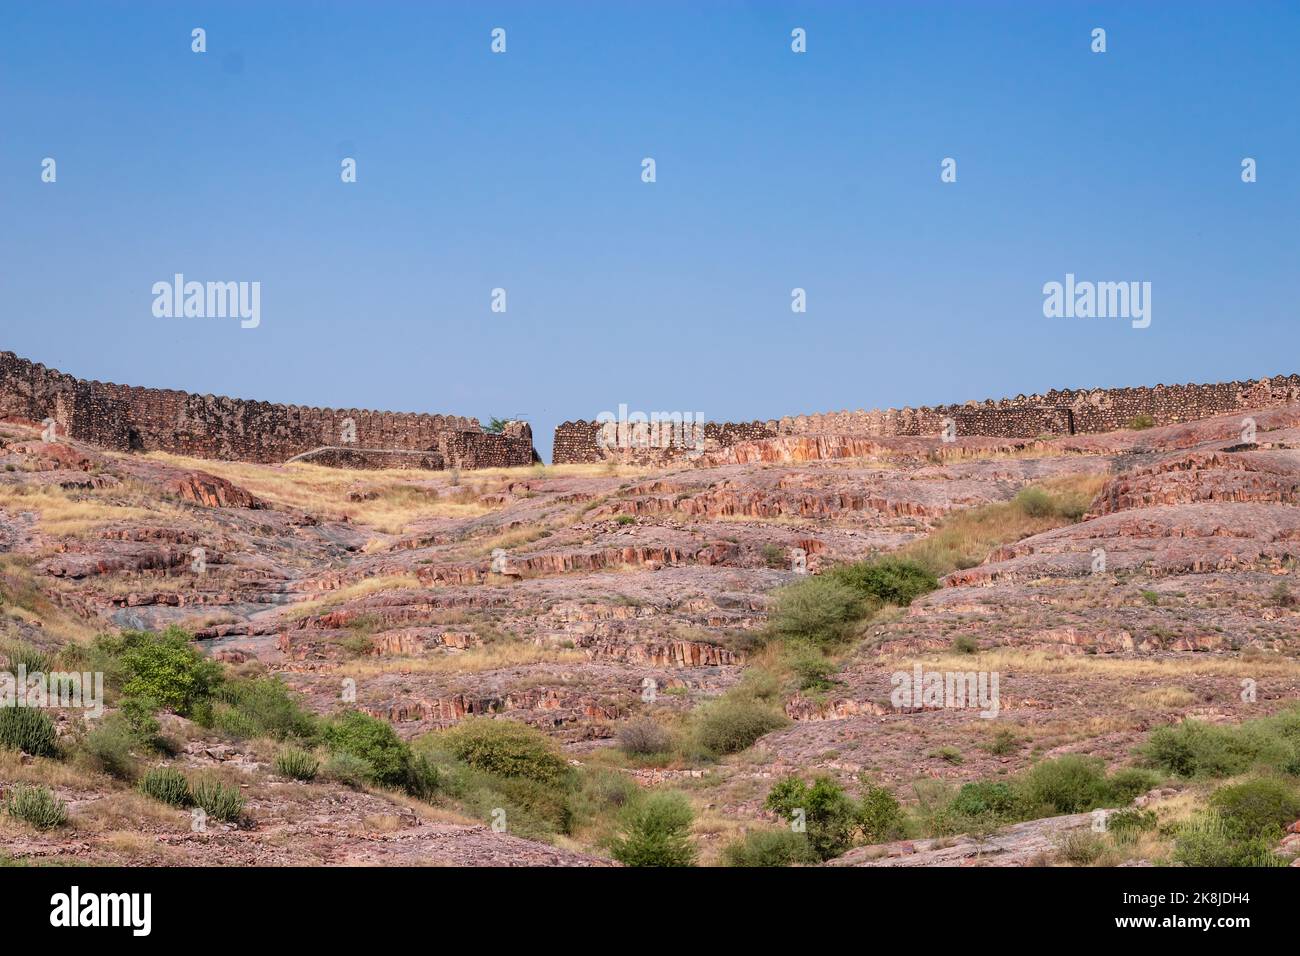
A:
5,784,68,829
138,767,192,807
721,828,818,867
0,706,58,758
1126,414,1156,430
275,747,320,781
191,777,245,823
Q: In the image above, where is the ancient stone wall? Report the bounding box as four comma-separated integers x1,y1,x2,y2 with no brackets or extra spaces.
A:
552,376,1300,463
0,351,536,470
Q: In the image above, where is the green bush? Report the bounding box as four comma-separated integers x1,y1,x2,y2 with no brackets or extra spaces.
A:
5,784,67,829
1142,718,1288,778
1126,414,1156,431
1107,767,1163,804
1057,830,1107,865
721,828,819,867
2,641,50,674
209,671,316,741
765,775,859,861
693,698,786,756
767,576,868,647
0,706,58,757
79,714,141,780
787,646,837,692
325,711,435,796
435,718,570,785
275,747,320,781
117,628,222,717
1013,487,1056,518
951,635,979,655
138,767,192,807
616,718,673,756
825,558,938,608
1017,755,1111,814
321,752,372,788
191,777,244,823
858,783,905,842
608,792,696,867
1208,777,1300,840
950,780,1019,820
1173,812,1285,867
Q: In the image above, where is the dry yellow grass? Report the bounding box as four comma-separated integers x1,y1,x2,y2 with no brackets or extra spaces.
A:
339,643,584,678
0,484,179,537
283,573,423,620
900,473,1109,576
144,452,504,533
892,648,1300,680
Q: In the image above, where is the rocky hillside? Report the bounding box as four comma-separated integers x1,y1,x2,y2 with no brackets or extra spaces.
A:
1,406,1298,867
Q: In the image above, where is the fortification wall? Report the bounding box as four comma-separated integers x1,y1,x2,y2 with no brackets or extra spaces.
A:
552,376,1300,464
0,351,536,470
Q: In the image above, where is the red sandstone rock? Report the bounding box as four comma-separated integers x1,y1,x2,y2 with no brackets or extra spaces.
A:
167,471,266,509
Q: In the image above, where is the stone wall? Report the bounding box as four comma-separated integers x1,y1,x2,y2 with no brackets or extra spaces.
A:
0,351,536,470
552,376,1300,464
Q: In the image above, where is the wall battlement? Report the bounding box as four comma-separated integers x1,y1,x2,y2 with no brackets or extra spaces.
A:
552,375,1300,464
0,351,537,471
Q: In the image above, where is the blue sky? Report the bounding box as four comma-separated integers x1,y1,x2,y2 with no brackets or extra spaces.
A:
3,1,1297,460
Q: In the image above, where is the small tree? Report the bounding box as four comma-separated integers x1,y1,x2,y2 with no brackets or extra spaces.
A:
765,775,858,861
608,792,696,867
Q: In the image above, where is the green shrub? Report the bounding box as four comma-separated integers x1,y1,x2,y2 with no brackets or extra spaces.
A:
721,828,818,867
951,635,979,655
1208,777,1300,840
1106,808,1157,837
1013,487,1056,518
118,628,221,717
325,711,434,795
765,775,858,861
1057,830,1106,865
1142,718,1286,778
950,780,1019,820
1107,767,1163,804
767,576,868,647
435,718,570,785
608,792,696,867
931,746,964,765
1173,812,1285,867
138,767,192,807
5,784,67,829
825,558,938,607
760,543,787,570
984,728,1021,756
1017,755,1111,814
275,747,320,781
616,718,673,756
191,777,244,823
0,706,58,757
321,752,372,788
2,641,50,674
1126,414,1156,431
787,646,837,692
79,714,141,780
215,675,317,739
693,698,786,756
858,783,905,842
